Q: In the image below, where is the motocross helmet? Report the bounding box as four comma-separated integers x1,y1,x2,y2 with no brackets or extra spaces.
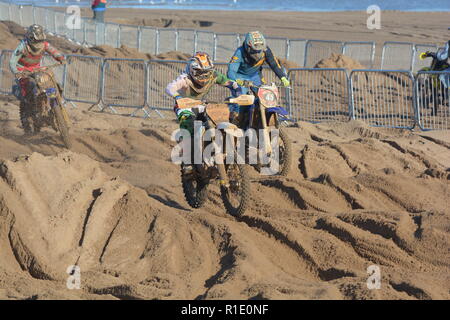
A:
243,31,266,61
26,24,46,44
186,52,214,86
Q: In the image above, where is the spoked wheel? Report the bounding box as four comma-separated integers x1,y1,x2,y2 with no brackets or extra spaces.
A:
221,164,251,217
181,166,208,209
254,127,292,177
52,103,72,149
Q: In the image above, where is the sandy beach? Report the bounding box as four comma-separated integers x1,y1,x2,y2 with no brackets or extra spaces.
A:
83,8,450,46
0,7,449,300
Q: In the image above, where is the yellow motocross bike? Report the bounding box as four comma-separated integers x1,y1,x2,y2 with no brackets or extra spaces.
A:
14,63,72,148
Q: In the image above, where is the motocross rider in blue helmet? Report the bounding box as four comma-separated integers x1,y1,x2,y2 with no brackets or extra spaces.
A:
227,31,290,125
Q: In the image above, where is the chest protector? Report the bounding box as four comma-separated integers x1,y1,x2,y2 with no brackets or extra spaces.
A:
18,41,48,68
185,74,216,100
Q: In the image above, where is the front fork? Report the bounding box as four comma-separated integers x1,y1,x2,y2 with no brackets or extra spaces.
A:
260,105,273,156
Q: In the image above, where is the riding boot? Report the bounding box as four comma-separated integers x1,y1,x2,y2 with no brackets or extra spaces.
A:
19,100,32,135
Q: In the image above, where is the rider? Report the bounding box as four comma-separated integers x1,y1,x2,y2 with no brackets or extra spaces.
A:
166,51,240,134
227,31,290,125
9,24,66,133
166,52,240,172
421,40,450,87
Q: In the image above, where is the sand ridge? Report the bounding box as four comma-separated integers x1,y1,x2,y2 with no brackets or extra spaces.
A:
0,99,448,300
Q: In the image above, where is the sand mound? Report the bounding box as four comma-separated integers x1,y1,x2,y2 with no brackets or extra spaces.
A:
0,101,449,300
314,53,365,71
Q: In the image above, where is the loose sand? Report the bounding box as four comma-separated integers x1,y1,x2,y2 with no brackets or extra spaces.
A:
0,97,448,300
0,9,449,300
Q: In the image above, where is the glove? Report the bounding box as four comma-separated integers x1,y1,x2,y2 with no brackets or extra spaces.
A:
236,79,244,86
281,76,290,87
59,59,67,65
231,81,240,90
14,72,25,80
177,109,195,134
425,51,436,59
419,52,428,60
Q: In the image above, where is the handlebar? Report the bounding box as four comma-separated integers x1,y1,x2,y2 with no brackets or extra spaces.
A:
20,62,64,76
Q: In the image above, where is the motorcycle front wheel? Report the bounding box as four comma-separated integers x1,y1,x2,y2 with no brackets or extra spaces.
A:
220,164,251,217
52,102,72,149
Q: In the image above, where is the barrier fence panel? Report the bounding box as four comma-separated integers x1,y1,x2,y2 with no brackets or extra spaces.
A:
46,9,56,34
55,11,68,38
0,50,13,95
342,41,375,68
381,41,414,71
350,70,416,128
140,27,158,54
147,60,187,113
10,3,21,25
0,2,9,21
157,29,177,54
304,40,344,67
119,24,140,49
412,44,438,74
288,68,349,122
95,22,106,46
73,18,86,44
415,71,450,130
85,19,97,46
105,23,120,48
266,37,288,60
195,31,215,56
63,55,104,104
34,7,47,29
287,39,306,67
41,54,65,86
214,33,239,62
102,59,147,112
21,5,35,27
177,29,195,55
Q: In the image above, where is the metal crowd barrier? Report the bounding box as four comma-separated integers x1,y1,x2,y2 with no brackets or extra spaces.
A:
343,42,375,69
415,71,450,130
266,37,289,60
381,42,415,71
287,39,307,67
1,48,449,130
350,70,416,129
214,33,239,62
304,40,344,67
139,27,157,54
177,29,196,56
147,60,187,116
63,54,103,105
1,1,430,74
101,58,147,115
0,50,13,95
287,68,350,122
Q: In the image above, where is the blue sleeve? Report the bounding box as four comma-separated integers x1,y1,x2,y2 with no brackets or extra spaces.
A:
436,42,449,62
227,48,243,80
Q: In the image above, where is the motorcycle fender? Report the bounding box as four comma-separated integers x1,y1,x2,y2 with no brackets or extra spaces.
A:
266,107,289,115
216,122,244,137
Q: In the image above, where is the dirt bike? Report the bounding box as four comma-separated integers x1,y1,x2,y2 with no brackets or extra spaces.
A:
13,63,72,149
417,51,449,115
176,96,253,217
233,81,292,176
